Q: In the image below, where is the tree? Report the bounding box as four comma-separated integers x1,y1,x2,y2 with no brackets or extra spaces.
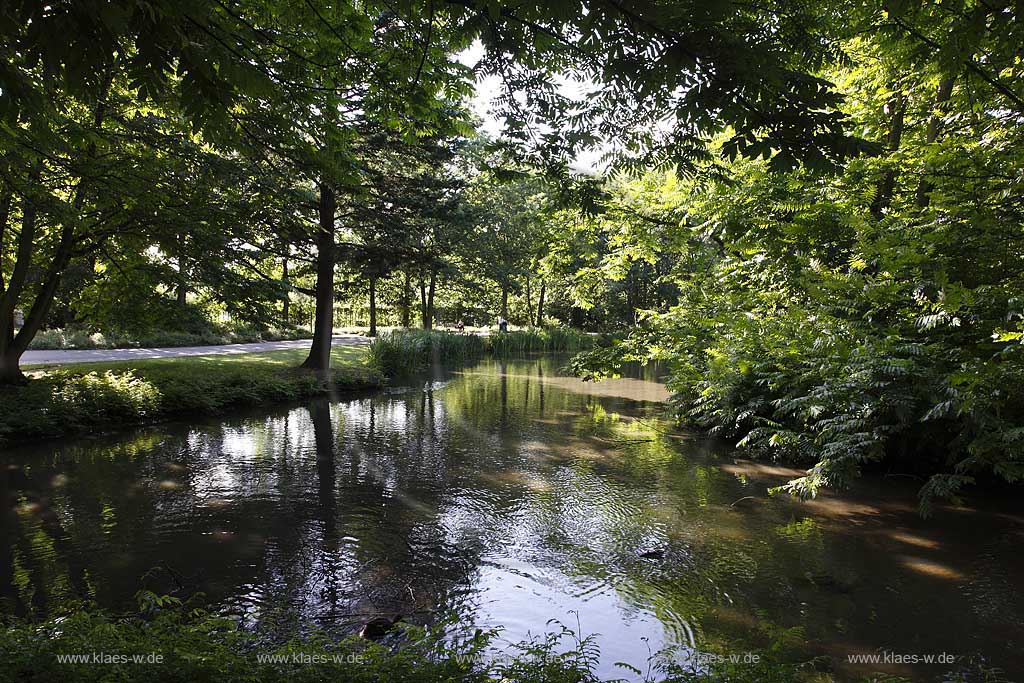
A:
564,2,1024,510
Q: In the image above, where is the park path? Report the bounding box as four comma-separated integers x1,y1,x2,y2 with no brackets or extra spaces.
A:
21,334,369,366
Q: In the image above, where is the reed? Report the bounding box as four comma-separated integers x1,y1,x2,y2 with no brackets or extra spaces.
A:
367,329,486,375
368,328,592,376
485,328,593,355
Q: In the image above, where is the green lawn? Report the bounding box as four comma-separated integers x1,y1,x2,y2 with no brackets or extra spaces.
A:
22,344,367,373
2,346,380,445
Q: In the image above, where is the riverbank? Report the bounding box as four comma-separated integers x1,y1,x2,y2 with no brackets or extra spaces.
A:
0,600,804,683
0,347,381,445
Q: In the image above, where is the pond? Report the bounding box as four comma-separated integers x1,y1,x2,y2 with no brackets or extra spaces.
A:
2,355,1022,681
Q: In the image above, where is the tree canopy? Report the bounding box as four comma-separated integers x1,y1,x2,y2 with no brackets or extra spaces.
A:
2,0,1023,507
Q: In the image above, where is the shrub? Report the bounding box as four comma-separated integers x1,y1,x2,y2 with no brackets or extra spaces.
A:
50,371,162,427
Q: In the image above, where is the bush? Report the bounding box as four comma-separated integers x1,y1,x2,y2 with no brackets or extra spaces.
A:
50,371,162,427
571,286,1024,514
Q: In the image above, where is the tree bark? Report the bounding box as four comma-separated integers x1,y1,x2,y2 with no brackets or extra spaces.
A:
500,283,509,320
525,274,533,326
401,270,411,327
419,277,429,329
871,89,906,220
176,233,188,306
426,270,436,329
536,279,546,327
367,275,377,337
0,191,9,294
301,181,336,372
916,75,956,208
0,191,11,350
419,271,436,330
0,178,40,385
281,257,290,325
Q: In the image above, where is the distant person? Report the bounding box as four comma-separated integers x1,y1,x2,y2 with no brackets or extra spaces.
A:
497,316,508,333
456,319,465,333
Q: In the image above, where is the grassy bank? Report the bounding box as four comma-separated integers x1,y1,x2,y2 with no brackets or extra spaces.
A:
0,598,815,683
0,347,380,445
368,329,593,376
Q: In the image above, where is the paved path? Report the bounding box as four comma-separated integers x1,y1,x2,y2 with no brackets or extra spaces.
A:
21,334,369,366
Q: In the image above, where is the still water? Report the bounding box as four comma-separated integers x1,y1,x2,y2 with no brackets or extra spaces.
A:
2,356,1022,680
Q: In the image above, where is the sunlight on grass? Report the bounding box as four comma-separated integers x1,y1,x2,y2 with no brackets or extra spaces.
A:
25,345,368,376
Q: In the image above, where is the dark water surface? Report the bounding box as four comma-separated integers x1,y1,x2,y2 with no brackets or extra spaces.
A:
2,356,1022,680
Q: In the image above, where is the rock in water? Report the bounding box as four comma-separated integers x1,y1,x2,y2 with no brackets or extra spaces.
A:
359,615,402,640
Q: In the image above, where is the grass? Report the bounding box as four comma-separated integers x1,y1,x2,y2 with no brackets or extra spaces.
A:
368,329,594,377
27,326,313,351
0,346,380,445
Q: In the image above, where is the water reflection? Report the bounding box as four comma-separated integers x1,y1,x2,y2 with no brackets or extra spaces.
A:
1,356,1023,680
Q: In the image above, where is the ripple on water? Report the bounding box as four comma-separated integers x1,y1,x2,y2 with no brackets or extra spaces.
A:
2,356,1023,679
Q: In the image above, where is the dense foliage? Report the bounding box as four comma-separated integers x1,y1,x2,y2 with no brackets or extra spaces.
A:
562,5,1024,511
1,1,1020,508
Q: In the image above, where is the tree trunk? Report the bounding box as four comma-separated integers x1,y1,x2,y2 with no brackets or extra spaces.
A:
0,350,24,385
401,270,411,327
426,270,436,329
0,192,10,351
301,181,336,372
500,283,508,320
281,257,290,325
0,180,39,386
0,191,10,304
0,76,112,385
176,233,188,306
367,275,377,337
419,277,429,329
916,75,956,208
871,89,906,220
536,280,546,327
525,274,534,326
